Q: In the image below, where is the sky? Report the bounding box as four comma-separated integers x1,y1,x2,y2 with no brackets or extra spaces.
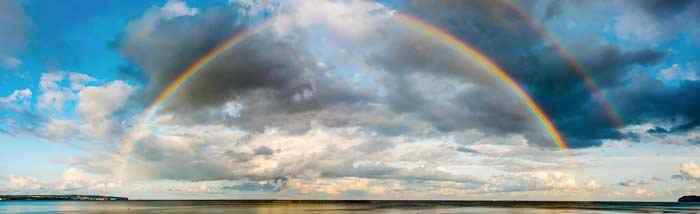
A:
0,0,698,201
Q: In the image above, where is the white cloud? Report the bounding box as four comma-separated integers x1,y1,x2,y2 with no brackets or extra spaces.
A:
1,175,43,192
122,0,200,47
229,0,274,18
660,64,699,82
77,80,135,141
0,89,32,112
24,72,136,143
680,162,700,180
38,72,73,112
78,80,135,119
288,177,385,196
484,171,601,195
271,0,393,39
633,188,656,198
68,72,95,91
77,80,134,119
40,118,81,141
161,0,199,19
55,168,121,192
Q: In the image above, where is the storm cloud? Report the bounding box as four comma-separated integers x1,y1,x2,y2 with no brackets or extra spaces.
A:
105,0,700,196
380,0,698,147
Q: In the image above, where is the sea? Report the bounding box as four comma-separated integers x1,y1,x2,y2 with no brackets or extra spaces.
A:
1,200,699,213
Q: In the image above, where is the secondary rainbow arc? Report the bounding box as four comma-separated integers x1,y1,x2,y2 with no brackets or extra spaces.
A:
497,0,625,128
395,14,566,149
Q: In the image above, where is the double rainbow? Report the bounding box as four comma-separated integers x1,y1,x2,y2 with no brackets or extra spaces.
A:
498,0,624,128
122,12,570,154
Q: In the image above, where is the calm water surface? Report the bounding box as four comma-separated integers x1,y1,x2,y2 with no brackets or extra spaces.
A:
1,201,699,213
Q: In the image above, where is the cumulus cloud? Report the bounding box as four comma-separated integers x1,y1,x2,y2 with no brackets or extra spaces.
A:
2,71,136,143
38,72,74,112
77,80,135,141
2,175,43,192
484,171,601,194
39,118,81,141
0,89,32,112
161,0,199,19
378,0,674,147
680,162,700,181
55,168,121,192
0,169,124,195
99,0,617,198
2,0,690,199
117,0,558,149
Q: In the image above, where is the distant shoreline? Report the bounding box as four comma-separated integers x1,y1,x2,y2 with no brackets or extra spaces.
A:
0,195,128,201
1,197,697,204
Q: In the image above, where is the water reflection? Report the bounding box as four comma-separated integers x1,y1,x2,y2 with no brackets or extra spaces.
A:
0,201,699,213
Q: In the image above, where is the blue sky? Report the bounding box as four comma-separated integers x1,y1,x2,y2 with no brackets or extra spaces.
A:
0,0,699,200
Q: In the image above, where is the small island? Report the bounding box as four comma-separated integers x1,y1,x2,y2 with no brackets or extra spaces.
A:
0,195,127,201
678,195,700,203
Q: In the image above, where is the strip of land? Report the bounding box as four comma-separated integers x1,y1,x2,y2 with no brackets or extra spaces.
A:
0,195,127,201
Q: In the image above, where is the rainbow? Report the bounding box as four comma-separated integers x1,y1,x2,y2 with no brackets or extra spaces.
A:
497,0,624,128
396,15,566,149
121,12,569,155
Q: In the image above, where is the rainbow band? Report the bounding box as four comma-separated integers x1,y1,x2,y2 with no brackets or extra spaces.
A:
146,23,273,114
396,15,567,149
498,0,624,128
131,14,568,150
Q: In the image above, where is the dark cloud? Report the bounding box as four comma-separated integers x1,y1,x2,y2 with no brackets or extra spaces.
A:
221,177,288,192
120,0,697,151
613,77,700,134
377,0,699,147
618,179,650,187
119,6,308,111
641,0,696,17
543,0,562,21
118,0,564,150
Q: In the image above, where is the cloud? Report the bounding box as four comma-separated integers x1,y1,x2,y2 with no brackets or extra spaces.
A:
0,168,124,194
659,64,699,82
2,71,136,143
680,162,700,181
0,175,43,193
116,0,563,153
55,168,121,192
1,55,21,69
0,0,29,69
100,1,622,197
543,0,563,21
618,179,650,187
0,89,32,112
382,0,700,148
38,72,73,112
484,171,601,194
38,118,82,142
77,80,135,141
221,178,288,192
613,0,700,43
68,72,95,91
161,0,199,19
